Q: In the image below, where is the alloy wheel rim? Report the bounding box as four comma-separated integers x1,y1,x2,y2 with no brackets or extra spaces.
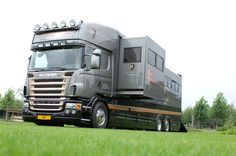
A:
96,108,106,126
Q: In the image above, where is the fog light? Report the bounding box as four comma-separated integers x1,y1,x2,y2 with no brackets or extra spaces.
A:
51,21,58,29
43,23,49,30
71,110,76,114
60,20,66,28
65,109,70,115
34,24,41,32
69,19,76,27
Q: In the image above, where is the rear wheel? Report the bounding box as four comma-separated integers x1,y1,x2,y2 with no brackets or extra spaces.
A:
91,102,108,128
156,116,163,131
164,118,171,132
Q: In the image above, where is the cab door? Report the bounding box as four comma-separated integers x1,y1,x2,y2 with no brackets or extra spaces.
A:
83,45,112,98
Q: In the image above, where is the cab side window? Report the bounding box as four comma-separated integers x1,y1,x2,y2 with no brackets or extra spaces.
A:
100,52,109,69
86,46,109,70
85,46,94,68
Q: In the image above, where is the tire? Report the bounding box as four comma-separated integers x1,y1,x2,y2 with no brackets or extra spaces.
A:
156,116,163,132
163,118,171,132
91,102,109,128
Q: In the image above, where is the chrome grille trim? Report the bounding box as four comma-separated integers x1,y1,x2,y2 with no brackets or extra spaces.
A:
30,106,63,111
29,75,67,112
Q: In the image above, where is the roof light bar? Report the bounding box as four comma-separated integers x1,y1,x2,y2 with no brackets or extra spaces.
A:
33,19,83,33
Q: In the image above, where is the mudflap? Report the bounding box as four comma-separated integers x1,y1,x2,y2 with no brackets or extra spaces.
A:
179,121,188,132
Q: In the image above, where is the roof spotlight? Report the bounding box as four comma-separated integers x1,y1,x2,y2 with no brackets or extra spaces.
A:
43,23,49,30
69,19,76,27
34,24,41,32
51,21,58,29
60,20,66,28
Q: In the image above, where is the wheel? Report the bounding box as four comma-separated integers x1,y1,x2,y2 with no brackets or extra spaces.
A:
156,116,163,131
91,102,108,128
164,118,171,132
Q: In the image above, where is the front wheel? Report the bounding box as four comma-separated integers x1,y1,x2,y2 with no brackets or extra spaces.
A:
91,102,109,128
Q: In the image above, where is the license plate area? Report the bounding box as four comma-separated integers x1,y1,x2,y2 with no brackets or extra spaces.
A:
37,115,52,120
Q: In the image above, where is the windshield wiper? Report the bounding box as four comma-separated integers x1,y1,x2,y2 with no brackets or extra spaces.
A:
30,67,71,72
29,68,45,72
47,66,67,71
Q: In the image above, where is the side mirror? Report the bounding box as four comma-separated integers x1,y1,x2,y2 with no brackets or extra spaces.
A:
90,49,101,69
28,55,32,61
93,49,101,56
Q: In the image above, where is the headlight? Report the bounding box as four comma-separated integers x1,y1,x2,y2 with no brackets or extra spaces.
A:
66,103,81,110
66,103,76,109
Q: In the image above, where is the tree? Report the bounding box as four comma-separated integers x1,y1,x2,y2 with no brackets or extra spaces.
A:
226,104,236,127
182,107,193,125
0,93,2,108
1,89,16,109
0,89,23,109
210,92,228,129
193,97,209,127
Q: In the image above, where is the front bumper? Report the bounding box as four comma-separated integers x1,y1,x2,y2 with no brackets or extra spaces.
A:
22,103,84,125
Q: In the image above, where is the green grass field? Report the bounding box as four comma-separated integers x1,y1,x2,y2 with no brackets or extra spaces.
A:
0,121,235,156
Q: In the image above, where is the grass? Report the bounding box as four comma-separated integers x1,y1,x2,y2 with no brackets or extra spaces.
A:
0,121,236,156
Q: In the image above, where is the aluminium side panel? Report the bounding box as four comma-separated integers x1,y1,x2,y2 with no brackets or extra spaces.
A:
143,36,166,100
117,37,146,95
164,68,182,109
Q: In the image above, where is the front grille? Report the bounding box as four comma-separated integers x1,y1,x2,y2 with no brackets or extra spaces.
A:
29,77,67,112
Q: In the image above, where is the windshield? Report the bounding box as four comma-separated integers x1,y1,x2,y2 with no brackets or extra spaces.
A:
29,46,84,71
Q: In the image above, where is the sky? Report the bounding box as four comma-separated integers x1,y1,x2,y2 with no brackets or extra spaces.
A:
0,0,235,109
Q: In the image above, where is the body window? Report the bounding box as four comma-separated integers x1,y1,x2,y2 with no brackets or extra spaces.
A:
156,54,164,71
148,49,156,67
123,47,141,63
171,81,175,90
167,77,171,88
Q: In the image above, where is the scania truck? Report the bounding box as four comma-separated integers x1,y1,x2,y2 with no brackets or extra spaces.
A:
23,20,186,132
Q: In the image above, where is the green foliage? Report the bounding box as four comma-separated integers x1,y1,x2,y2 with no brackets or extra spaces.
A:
222,127,236,135
186,127,202,132
182,93,236,130
0,89,23,109
226,104,236,127
216,124,232,131
0,89,15,109
182,107,193,124
0,121,236,156
193,97,209,127
210,92,229,128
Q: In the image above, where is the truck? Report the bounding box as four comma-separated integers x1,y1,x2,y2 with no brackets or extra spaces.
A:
22,19,187,132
